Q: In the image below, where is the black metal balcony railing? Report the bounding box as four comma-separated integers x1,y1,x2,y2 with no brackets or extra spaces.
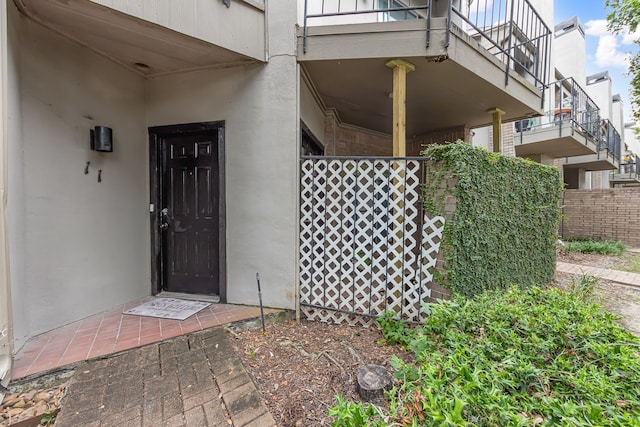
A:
303,0,433,53
302,0,551,91
612,155,640,180
450,0,550,90
598,119,622,161
515,77,602,146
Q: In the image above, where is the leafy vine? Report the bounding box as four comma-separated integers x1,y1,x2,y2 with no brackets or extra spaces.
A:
422,142,563,297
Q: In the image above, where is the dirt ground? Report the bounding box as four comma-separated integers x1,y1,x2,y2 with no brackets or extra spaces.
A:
230,251,640,426
555,250,640,335
229,320,412,427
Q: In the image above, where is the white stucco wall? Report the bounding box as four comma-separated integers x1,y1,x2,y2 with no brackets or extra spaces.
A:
625,123,640,154
554,22,586,86
612,98,625,140
146,1,299,310
13,14,149,340
470,125,491,151
586,77,612,122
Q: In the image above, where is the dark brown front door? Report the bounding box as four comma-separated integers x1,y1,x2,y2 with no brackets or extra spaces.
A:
149,122,225,296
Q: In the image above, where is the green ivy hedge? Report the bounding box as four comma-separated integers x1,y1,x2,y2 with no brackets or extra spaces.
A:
422,142,563,297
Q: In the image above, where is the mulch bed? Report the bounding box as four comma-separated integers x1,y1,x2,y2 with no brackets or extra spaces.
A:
229,320,412,427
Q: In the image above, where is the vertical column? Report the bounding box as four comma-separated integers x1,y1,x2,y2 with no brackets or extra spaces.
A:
487,108,505,153
386,59,415,157
0,0,13,391
385,59,414,317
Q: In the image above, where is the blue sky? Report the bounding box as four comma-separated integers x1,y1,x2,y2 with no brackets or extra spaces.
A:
554,0,639,121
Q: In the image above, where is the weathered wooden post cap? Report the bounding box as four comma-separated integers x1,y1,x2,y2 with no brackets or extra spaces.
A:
356,364,392,403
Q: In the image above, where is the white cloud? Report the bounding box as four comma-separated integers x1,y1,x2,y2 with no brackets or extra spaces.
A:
584,19,609,36
584,19,634,68
622,29,640,45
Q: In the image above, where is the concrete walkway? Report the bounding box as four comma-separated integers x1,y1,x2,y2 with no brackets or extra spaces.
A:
556,261,640,288
55,327,275,427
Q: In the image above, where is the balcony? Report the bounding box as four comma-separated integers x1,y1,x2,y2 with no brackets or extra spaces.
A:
298,0,551,136
14,0,265,75
563,119,621,171
610,155,640,186
514,78,600,158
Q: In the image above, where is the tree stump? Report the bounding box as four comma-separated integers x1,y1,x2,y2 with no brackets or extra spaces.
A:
356,364,391,404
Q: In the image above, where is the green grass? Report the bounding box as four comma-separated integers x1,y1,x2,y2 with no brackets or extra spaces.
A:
564,239,626,255
330,287,640,426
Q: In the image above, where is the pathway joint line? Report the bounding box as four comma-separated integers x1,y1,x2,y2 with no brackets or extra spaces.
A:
556,261,640,289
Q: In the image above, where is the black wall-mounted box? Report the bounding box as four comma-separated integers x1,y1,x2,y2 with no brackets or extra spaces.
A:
90,126,113,152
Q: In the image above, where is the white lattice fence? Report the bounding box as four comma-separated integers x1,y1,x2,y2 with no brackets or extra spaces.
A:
299,158,445,326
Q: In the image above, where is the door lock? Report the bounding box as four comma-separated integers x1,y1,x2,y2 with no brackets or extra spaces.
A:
160,208,169,230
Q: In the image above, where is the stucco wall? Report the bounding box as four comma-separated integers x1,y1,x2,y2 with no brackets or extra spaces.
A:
300,77,326,145
12,14,149,341
6,2,27,350
612,98,625,139
554,25,586,86
146,1,299,310
562,188,640,246
586,77,612,121
88,0,265,61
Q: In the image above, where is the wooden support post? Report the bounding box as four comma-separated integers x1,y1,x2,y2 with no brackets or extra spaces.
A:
487,108,505,153
386,59,415,157
385,60,415,300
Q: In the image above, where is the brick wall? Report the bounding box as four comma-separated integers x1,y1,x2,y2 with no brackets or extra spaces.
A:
562,188,640,247
323,114,392,156
502,122,515,157
407,125,470,156
323,117,470,157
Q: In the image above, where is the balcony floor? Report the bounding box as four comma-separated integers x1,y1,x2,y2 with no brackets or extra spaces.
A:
610,173,640,185
563,153,618,171
515,121,598,158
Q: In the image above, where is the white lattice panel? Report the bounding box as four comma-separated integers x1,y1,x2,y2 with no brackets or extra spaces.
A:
369,161,391,317
299,160,315,308
399,161,422,320
299,158,445,325
351,161,374,316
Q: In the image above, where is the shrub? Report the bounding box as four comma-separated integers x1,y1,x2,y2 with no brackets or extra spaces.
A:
422,143,563,297
564,239,626,255
330,287,640,426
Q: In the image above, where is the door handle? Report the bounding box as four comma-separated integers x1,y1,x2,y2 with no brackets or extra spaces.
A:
160,208,169,230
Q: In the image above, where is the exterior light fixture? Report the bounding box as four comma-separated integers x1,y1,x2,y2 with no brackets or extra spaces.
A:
90,126,113,152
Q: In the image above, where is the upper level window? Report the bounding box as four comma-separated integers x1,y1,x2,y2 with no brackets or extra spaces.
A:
379,0,421,22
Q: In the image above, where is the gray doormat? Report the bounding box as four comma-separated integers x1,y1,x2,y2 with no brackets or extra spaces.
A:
123,298,211,320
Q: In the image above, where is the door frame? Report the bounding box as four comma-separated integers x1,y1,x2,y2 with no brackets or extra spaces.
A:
148,121,226,302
